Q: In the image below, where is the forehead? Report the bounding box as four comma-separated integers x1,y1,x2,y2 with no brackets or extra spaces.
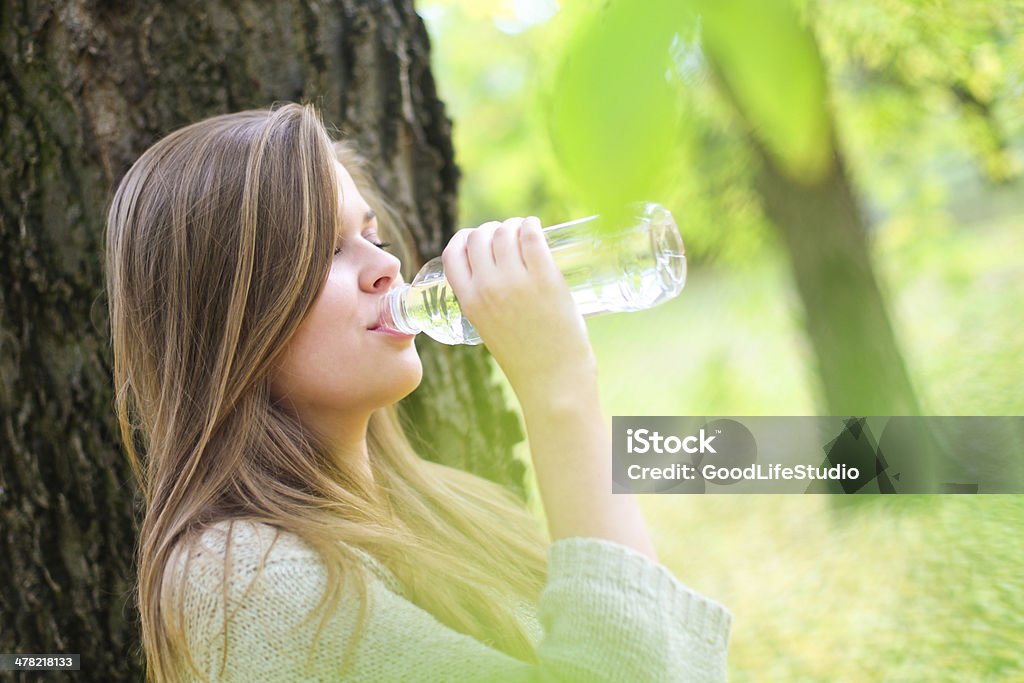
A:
334,160,370,220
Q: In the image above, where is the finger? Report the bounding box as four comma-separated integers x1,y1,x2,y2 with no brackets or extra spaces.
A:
466,221,501,277
441,228,474,288
492,217,525,270
519,217,553,273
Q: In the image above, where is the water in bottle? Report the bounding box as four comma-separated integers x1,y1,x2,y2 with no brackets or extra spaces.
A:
376,202,686,345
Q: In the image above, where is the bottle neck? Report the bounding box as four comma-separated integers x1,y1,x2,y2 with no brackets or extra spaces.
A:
377,284,419,335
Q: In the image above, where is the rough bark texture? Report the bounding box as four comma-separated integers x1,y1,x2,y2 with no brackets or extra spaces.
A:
0,1,524,679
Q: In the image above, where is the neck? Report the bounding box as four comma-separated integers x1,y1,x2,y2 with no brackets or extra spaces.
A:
280,399,379,494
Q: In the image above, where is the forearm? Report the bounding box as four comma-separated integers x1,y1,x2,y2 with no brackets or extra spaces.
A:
518,373,658,562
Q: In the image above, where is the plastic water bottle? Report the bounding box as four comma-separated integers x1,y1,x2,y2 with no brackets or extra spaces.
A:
377,201,686,345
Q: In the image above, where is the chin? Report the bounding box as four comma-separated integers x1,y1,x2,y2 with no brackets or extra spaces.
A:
389,353,424,402
404,358,425,395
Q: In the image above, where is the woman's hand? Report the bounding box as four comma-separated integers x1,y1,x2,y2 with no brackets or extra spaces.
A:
443,217,657,560
441,216,598,406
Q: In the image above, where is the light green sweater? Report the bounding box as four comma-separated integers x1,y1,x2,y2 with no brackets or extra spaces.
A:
174,520,731,681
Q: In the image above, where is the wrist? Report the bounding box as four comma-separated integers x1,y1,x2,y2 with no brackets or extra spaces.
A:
514,361,601,420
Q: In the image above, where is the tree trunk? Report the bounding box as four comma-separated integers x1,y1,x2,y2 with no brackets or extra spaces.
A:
0,2,523,679
697,17,938,496
754,139,922,416
702,39,923,416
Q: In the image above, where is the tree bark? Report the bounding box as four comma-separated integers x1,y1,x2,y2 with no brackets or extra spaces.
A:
754,138,922,416
0,1,523,679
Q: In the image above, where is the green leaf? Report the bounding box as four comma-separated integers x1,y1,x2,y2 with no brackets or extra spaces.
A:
543,1,689,220
695,0,833,183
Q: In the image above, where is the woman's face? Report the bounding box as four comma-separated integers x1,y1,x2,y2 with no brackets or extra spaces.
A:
269,161,422,427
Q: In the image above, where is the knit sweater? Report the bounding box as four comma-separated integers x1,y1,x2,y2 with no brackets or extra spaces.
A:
172,520,731,682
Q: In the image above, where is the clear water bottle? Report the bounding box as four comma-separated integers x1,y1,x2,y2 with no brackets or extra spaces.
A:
377,201,686,345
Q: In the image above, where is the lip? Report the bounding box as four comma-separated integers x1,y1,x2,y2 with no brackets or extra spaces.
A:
368,289,415,339
369,325,415,340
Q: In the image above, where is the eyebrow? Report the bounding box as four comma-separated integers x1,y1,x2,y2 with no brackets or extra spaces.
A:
338,210,377,241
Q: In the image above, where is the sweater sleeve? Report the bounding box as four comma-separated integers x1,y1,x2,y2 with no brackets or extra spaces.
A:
177,525,731,682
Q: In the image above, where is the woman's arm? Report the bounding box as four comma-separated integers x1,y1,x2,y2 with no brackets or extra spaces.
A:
518,369,658,561
441,217,656,560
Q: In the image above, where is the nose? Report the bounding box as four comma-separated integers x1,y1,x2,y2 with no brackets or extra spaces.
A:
361,247,403,293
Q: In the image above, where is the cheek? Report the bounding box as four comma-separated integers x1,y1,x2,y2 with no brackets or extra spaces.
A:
312,288,353,335
306,268,364,333
270,280,361,399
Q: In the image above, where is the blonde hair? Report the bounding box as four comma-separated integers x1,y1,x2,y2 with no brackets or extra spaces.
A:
105,102,547,682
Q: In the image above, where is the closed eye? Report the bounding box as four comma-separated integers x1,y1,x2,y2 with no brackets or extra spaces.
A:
333,239,392,256
364,228,391,250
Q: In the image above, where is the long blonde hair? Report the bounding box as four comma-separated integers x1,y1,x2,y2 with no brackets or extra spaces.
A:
105,102,548,682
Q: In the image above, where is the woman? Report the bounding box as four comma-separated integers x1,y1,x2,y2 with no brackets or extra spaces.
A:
105,102,731,682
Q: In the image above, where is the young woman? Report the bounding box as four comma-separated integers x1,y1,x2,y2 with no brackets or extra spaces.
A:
105,102,731,682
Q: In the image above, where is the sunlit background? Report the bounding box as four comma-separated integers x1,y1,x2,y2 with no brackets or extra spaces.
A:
416,1,1023,680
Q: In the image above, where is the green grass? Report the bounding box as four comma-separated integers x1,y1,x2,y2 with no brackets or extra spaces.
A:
586,251,818,417
643,495,1023,682
877,212,1024,415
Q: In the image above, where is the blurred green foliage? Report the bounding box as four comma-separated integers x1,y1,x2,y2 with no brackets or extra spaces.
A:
419,0,1023,409
694,0,832,181
421,0,1023,261
541,1,684,214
